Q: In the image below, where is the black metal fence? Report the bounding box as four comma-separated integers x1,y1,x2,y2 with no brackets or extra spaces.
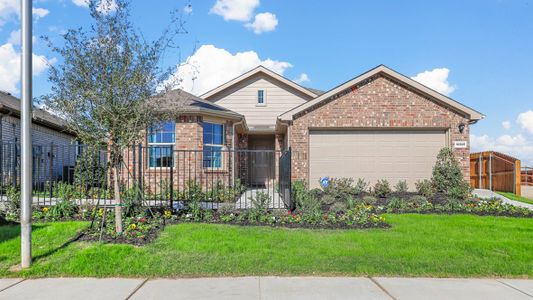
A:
0,142,293,210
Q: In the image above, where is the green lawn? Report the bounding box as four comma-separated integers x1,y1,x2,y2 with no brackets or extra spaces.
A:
497,191,533,205
1,214,532,278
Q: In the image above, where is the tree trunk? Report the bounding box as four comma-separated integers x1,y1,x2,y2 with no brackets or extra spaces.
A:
114,164,123,233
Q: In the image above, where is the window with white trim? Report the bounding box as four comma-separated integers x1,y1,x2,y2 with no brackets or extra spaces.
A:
148,121,175,167
203,122,224,168
257,89,265,105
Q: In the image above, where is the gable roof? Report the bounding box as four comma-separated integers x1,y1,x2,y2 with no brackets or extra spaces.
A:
200,65,321,100
154,89,243,120
279,65,485,122
0,90,75,135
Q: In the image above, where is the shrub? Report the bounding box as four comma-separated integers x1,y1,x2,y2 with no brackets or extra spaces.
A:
47,198,77,220
415,179,435,198
329,202,347,214
218,203,236,215
373,179,391,198
323,178,355,200
320,194,336,206
386,197,405,210
250,192,271,214
394,180,408,193
447,181,472,201
361,195,378,206
183,180,205,202
432,148,469,198
2,186,20,221
353,178,369,195
409,195,429,207
122,184,143,217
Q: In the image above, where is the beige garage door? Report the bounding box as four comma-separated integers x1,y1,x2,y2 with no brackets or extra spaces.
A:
309,130,446,190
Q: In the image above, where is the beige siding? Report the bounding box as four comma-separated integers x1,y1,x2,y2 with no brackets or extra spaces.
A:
208,74,311,129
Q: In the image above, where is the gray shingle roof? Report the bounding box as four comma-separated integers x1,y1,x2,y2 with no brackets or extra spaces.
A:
0,90,74,134
153,89,243,119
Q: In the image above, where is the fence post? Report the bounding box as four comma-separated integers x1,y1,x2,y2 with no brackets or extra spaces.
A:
49,142,54,199
514,159,521,196
169,145,174,210
489,153,492,191
137,144,142,197
478,154,482,189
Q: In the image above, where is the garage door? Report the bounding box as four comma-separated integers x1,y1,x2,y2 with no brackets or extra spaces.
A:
309,130,446,189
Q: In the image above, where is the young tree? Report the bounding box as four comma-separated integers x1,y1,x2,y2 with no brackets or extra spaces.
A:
42,0,185,232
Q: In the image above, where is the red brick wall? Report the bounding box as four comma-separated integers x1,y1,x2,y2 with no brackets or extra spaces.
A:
120,116,235,195
289,74,470,183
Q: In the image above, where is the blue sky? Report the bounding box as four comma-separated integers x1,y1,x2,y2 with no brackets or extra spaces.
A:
0,0,532,164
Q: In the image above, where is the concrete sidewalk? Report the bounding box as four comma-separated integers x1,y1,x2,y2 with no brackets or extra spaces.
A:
473,188,533,210
0,277,532,300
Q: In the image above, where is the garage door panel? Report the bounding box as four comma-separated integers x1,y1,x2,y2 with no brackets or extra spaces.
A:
309,130,446,190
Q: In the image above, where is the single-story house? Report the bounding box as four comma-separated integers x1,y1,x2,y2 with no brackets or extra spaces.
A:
129,65,483,194
0,90,77,185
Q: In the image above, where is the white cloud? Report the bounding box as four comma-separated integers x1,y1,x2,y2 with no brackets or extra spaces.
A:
471,133,533,165
72,0,89,7
72,0,117,14
502,120,511,130
166,44,292,95
183,4,193,14
294,73,310,84
517,110,533,135
411,68,456,96
245,12,278,34
32,7,49,19
0,43,52,94
0,0,49,29
0,0,18,28
7,29,20,44
210,0,259,21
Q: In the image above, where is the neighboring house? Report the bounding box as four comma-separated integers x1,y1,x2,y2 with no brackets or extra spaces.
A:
131,65,483,193
0,91,77,185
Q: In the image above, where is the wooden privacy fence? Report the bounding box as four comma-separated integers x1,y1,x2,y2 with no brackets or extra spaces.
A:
470,151,521,196
523,167,533,186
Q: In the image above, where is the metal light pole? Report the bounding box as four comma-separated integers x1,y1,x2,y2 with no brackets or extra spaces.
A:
20,0,33,269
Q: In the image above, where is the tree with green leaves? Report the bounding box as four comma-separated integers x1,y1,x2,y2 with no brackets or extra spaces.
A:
42,0,186,232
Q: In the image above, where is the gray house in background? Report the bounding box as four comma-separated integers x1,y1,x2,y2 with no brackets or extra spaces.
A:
0,91,77,186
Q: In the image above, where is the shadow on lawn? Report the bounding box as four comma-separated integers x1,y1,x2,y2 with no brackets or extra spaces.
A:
0,223,51,244
32,230,85,263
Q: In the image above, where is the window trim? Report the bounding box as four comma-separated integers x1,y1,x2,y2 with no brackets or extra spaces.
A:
202,121,226,170
147,121,176,169
256,89,266,107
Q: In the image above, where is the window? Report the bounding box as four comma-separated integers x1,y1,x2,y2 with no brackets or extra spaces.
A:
203,122,224,168
148,121,175,167
257,89,265,105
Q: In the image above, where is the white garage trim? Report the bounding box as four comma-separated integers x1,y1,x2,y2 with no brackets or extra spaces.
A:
308,129,448,189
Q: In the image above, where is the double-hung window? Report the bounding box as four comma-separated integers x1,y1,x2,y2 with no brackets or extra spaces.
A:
148,121,175,168
203,122,224,168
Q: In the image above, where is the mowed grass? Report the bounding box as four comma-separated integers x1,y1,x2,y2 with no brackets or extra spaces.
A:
497,191,533,205
1,214,532,278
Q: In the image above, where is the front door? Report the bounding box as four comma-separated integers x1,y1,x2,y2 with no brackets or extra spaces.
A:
249,135,275,186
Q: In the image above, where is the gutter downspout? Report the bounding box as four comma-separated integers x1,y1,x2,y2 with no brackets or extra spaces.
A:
232,120,244,186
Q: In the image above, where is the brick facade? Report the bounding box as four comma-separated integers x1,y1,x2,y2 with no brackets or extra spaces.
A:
121,116,235,195
289,74,470,183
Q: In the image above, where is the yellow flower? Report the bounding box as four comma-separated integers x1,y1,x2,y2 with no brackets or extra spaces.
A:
42,207,49,213
129,223,137,230
164,210,172,218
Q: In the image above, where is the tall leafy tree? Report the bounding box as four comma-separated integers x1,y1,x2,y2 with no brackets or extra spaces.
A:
42,0,186,232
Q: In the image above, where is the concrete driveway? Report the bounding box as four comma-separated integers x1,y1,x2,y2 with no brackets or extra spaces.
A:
0,277,531,300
